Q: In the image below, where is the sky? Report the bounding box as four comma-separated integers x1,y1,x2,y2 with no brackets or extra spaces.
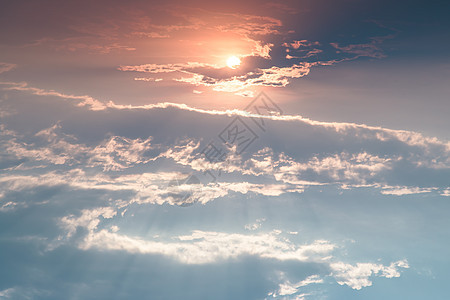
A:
0,0,449,299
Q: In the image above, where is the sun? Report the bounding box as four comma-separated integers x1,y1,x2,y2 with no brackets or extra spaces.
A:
226,56,241,69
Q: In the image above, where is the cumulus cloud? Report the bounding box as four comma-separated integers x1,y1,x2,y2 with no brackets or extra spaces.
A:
330,260,409,290
441,189,450,197
61,207,117,238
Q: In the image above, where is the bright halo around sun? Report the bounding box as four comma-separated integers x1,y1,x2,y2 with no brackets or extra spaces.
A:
226,56,241,69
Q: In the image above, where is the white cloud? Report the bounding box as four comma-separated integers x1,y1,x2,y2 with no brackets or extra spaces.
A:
89,135,155,171
78,229,335,264
440,189,450,197
0,168,304,208
1,122,156,170
2,79,449,156
381,186,435,196
0,288,16,298
330,260,409,290
60,207,117,238
0,201,18,212
134,77,163,82
245,218,266,231
269,274,322,298
0,287,48,299
266,151,393,186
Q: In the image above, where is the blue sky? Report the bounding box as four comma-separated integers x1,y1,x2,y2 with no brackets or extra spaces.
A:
0,0,449,299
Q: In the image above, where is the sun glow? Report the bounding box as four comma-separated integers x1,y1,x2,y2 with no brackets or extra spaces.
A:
226,56,241,69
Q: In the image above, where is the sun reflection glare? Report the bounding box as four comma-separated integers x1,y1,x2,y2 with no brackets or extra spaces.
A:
226,56,241,69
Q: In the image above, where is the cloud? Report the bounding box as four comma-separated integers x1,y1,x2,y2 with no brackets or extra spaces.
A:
134,77,163,82
251,151,394,186
0,288,15,298
0,82,421,299
245,218,266,231
55,41,136,53
283,40,320,50
13,4,283,58
216,12,282,36
0,123,307,206
0,287,48,299
54,204,410,292
107,5,396,97
0,169,305,209
110,9,398,98
0,81,107,111
88,135,156,171
441,189,450,197
282,40,323,60
0,62,16,74
111,14,396,97
331,42,385,59
1,84,449,206
330,260,409,290
380,186,435,196
118,62,217,73
268,274,322,298
6,80,447,158
0,2,446,299
61,207,117,238
77,228,335,264
119,61,318,96
0,122,157,170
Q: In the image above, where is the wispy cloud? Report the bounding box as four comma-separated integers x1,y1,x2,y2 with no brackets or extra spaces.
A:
268,274,322,298
0,62,16,74
1,83,449,205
